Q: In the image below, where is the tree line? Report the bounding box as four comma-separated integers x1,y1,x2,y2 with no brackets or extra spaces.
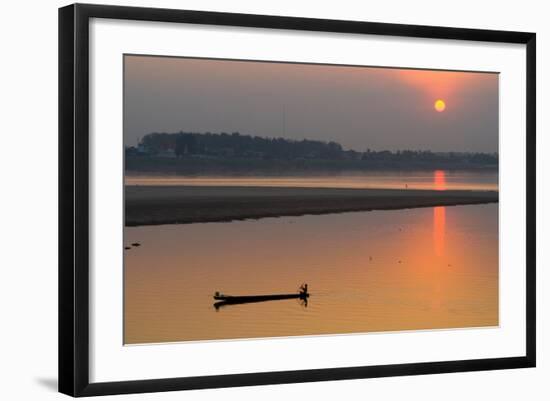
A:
126,131,498,166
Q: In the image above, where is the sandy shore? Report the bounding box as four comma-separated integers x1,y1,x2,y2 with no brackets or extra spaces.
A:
125,185,498,226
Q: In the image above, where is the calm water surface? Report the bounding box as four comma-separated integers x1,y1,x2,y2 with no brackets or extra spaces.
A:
125,170,498,191
124,203,498,344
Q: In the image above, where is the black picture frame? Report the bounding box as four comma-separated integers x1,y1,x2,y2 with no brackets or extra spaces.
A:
59,3,536,397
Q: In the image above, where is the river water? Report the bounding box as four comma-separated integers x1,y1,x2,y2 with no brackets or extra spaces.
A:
124,201,498,344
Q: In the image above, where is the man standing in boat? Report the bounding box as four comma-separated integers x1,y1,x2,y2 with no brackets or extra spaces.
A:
300,283,308,295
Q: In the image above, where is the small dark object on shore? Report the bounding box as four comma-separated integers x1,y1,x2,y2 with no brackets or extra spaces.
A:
124,246,131,250
131,243,141,247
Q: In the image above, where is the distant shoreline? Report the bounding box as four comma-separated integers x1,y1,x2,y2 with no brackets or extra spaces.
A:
125,156,498,175
125,185,498,227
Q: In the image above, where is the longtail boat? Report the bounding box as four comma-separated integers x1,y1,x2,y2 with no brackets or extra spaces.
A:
213,284,309,308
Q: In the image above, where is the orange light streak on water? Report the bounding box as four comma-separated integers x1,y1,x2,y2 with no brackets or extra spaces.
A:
433,206,446,257
434,170,446,191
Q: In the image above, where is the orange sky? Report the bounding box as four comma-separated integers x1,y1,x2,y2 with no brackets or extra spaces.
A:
124,56,499,152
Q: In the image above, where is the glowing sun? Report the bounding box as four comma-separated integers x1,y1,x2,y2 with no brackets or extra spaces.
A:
434,99,446,112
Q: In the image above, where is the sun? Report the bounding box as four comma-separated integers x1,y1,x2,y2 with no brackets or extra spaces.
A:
434,99,446,112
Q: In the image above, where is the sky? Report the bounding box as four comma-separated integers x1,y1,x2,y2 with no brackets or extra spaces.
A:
124,55,499,153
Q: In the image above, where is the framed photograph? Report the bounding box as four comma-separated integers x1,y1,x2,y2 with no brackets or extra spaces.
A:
58,3,536,397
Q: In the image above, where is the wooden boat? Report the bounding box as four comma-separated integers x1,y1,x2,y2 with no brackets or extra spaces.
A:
214,292,309,303
213,284,309,308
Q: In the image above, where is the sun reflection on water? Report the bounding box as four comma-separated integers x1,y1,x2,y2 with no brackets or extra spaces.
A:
434,170,446,190
433,206,446,257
